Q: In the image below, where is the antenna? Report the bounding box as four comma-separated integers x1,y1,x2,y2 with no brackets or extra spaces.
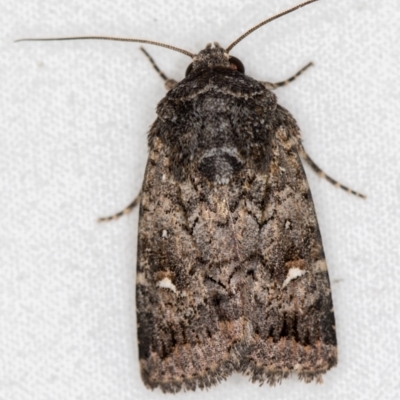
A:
226,0,319,52
15,36,194,58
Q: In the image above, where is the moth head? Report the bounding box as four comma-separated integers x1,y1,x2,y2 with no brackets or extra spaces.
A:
185,42,245,76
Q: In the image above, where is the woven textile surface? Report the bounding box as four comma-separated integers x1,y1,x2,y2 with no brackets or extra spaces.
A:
1,1,399,399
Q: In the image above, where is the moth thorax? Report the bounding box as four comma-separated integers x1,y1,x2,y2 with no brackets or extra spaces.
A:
198,147,243,185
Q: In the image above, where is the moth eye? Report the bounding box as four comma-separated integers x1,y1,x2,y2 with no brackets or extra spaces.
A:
185,63,193,76
229,56,245,74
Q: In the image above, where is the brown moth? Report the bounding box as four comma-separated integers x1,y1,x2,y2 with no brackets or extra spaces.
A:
17,0,365,393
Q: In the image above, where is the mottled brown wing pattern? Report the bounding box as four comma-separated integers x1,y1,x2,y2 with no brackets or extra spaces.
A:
240,106,337,385
136,117,336,392
136,49,336,393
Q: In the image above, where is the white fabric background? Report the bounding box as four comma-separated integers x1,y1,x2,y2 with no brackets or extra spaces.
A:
1,0,399,399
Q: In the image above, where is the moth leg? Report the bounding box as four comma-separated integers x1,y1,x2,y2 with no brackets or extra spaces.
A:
98,193,141,223
300,148,366,198
140,47,178,90
263,62,314,90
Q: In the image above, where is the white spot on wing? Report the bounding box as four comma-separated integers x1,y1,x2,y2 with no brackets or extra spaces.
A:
314,259,328,272
136,272,147,285
156,277,178,294
282,268,306,289
162,229,168,238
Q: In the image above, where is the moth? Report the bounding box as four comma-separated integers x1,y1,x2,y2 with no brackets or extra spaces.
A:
17,0,365,393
